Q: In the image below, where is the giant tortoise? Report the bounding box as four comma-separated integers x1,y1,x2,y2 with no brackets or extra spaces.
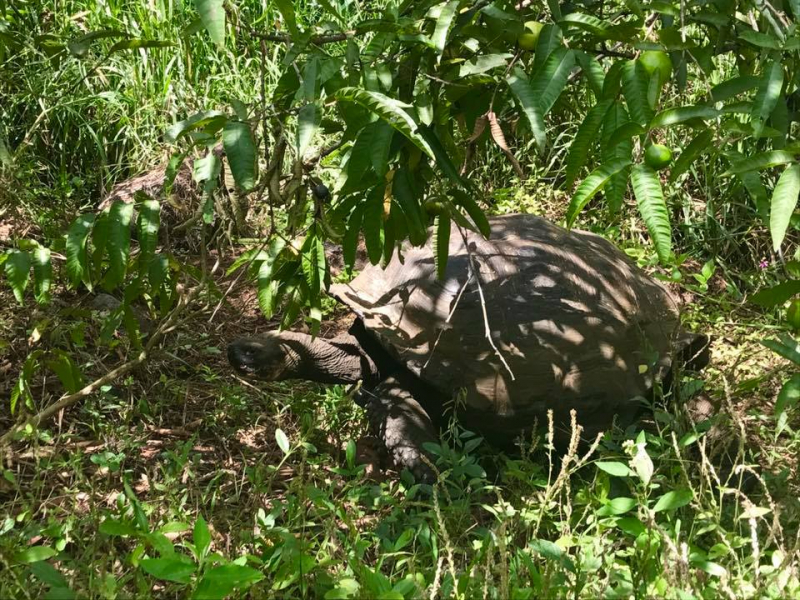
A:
228,214,707,480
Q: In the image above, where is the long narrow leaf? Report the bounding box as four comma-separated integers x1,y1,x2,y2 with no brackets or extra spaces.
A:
770,164,800,252
622,60,654,127
631,164,672,263
106,201,134,288
565,99,613,188
223,121,258,191
723,150,796,176
566,159,631,226
507,67,546,151
649,105,719,129
5,250,31,304
432,1,459,60
669,129,714,182
532,48,575,115
194,0,225,46
752,60,784,137
708,75,760,103
433,215,450,280
137,196,161,271
32,245,52,304
66,214,95,288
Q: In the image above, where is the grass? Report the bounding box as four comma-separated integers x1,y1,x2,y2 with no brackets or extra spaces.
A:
2,0,800,598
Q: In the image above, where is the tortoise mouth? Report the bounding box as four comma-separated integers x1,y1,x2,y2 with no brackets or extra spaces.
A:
227,339,261,377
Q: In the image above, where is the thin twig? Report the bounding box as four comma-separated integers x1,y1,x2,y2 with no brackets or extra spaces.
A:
456,226,515,380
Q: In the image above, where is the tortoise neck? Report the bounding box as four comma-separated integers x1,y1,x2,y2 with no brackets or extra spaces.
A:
280,332,378,384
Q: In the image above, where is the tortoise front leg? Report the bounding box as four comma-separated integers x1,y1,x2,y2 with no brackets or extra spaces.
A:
362,376,438,484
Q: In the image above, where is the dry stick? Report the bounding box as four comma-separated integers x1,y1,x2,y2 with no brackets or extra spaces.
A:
0,285,203,448
251,30,353,45
456,225,516,380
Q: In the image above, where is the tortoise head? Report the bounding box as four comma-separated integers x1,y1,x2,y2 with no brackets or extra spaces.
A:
227,332,295,381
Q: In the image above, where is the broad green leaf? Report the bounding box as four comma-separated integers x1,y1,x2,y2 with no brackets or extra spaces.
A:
653,489,693,512
370,121,394,177
273,0,298,37
363,190,384,265
459,53,512,77
708,75,759,103
29,561,69,589
302,231,326,297
256,239,286,317
14,546,57,564
47,350,82,393
343,204,365,269
575,51,605,97
631,164,671,263
762,336,800,365
433,215,450,281
223,121,258,191
432,1,459,60
559,13,612,37
598,497,637,516
531,48,575,115
649,105,719,129
565,99,613,188
595,461,631,477
194,0,225,47
531,24,563,76
622,60,654,127
669,129,714,182
752,60,784,137
392,168,426,246
106,201,134,288
66,214,95,288
605,122,645,150
769,164,800,252
194,515,211,559
5,249,31,304
775,374,800,414
416,125,466,188
506,67,546,151
202,564,264,586
334,88,432,158
723,150,796,176
566,159,631,226
450,189,490,239
140,558,195,584
602,103,632,214
137,197,160,271
738,28,781,49
750,280,800,307
275,428,291,454
165,110,225,143
149,253,169,291
32,245,51,304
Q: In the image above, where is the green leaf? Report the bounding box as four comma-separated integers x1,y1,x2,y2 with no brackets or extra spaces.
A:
256,239,286,318
450,190,490,239
751,280,800,308
433,215,450,281
14,546,57,564
595,461,631,477
30,561,69,589
723,150,796,176
432,1,459,60
649,105,719,129
531,24,563,77
565,99,613,188
47,350,82,393
343,204,365,269
275,428,291,454
566,159,632,227
775,374,800,414
302,231,326,297
631,164,672,263
66,214,95,288
202,564,264,586
137,197,160,272
769,164,800,252
392,169,426,246
622,60,655,127
669,129,714,182
140,558,195,584
708,75,760,103
559,13,612,37
653,489,693,512
602,102,632,214
752,60,784,137
165,110,226,143
32,245,52,304
416,125,466,188
194,0,225,47
334,88,432,158
459,53,512,77
738,28,781,49
223,121,258,192
598,497,637,516
575,51,605,97
194,515,211,559
762,335,800,365
106,201,134,288
363,191,384,265
531,47,575,115
296,103,320,161
5,250,31,304
507,67,546,152
370,121,394,177
274,0,299,37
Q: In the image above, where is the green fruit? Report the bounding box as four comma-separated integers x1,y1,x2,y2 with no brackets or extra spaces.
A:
639,50,672,84
518,32,538,51
787,299,800,330
645,144,673,170
424,200,449,216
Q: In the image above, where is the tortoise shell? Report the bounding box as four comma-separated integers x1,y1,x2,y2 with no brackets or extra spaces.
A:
330,214,682,440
